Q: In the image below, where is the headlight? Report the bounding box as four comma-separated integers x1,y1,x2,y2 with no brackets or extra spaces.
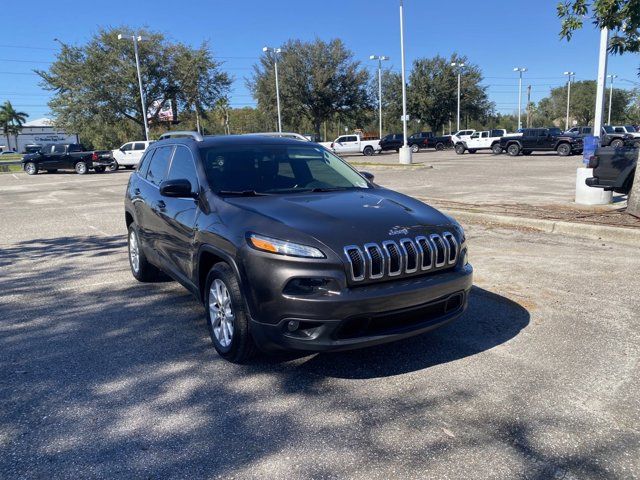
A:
247,233,325,259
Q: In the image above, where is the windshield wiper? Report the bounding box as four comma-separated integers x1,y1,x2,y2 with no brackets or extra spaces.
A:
308,187,356,193
216,190,271,196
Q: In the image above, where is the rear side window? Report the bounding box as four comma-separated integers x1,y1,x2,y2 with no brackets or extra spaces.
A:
52,144,66,154
137,149,154,176
121,143,133,151
68,144,82,153
166,146,199,193
134,143,146,150
146,146,174,186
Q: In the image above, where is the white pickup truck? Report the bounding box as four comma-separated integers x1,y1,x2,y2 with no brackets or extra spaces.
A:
327,134,381,156
454,129,508,155
612,125,640,138
112,140,154,169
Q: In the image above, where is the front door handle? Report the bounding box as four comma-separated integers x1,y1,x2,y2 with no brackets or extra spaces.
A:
156,200,166,210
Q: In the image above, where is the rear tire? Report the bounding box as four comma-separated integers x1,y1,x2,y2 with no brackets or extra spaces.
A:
435,142,445,151
454,144,465,155
75,161,87,174
24,162,38,175
507,143,521,156
127,225,163,282
205,263,257,363
611,139,624,148
363,146,374,156
108,161,119,172
491,143,503,155
556,143,571,156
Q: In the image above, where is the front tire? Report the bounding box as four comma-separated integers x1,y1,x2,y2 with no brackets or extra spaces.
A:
435,142,445,151
205,263,256,363
128,225,163,282
75,161,88,175
108,161,119,172
611,139,624,148
410,144,419,153
363,146,374,156
24,162,38,175
491,143,503,155
556,143,571,156
507,143,521,156
454,144,465,155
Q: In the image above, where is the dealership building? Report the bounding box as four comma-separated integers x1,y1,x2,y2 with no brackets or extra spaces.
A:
1,118,78,153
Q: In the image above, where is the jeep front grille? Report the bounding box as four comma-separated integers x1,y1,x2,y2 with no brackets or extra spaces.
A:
344,233,458,282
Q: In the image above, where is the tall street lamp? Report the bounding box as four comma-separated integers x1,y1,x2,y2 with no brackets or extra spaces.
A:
451,62,465,132
398,0,411,164
563,71,575,131
118,33,149,141
369,55,389,139
513,67,527,130
607,74,617,125
262,46,282,133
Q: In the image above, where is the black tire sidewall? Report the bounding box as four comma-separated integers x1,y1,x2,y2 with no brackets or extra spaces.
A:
557,144,570,156
507,144,520,156
492,144,502,154
363,146,373,156
611,140,623,148
455,144,465,155
204,263,255,362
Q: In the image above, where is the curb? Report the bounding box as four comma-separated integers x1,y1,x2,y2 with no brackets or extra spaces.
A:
442,208,640,246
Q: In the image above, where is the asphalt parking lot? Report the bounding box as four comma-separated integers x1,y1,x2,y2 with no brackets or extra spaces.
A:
1,160,639,479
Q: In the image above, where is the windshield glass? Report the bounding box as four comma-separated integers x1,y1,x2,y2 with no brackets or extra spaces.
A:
200,144,370,194
602,125,614,133
625,125,637,133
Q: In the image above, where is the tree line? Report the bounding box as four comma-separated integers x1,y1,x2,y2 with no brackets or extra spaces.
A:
34,27,639,149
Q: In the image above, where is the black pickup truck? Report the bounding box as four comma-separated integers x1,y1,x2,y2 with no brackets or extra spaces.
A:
499,127,583,156
21,144,115,175
424,134,453,151
586,146,637,195
567,125,637,148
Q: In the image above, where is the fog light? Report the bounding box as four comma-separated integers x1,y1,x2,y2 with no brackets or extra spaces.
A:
287,320,300,332
461,248,468,266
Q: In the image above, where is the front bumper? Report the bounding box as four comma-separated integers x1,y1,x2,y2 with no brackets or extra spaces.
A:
248,263,473,352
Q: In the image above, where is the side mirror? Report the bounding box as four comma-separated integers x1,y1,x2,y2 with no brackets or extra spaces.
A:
159,178,197,198
360,171,375,182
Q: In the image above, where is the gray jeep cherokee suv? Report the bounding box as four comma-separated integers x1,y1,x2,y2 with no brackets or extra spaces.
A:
124,133,473,362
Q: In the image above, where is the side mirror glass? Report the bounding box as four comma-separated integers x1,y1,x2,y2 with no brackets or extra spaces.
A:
159,178,196,198
360,171,375,182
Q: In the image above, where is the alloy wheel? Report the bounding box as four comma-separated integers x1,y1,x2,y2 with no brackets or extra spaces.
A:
129,230,140,273
209,279,235,348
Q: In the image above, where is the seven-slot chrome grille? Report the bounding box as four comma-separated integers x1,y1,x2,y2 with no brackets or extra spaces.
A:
343,232,458,282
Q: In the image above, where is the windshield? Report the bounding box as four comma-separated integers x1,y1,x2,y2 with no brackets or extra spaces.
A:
602,125,614,133
625,125,637,133
200,144,370,194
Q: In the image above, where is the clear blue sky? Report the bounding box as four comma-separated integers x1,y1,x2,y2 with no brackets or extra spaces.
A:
2,0,638,120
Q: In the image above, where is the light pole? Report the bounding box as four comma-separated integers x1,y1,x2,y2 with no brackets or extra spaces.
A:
563,71,575,131
513,67,527,130
607,74,617,125
369,55,389,139
118,34,149,141
263,46,282,133
398,0,411,164
451,62,465,132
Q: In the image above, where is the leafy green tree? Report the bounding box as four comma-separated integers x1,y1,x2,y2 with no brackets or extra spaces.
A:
249,38,372,136
37,27,230,149
0,101,28,151
407,55,493,133
558,0,640,216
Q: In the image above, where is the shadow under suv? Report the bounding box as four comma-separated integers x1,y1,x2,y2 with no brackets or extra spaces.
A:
124,133,473,362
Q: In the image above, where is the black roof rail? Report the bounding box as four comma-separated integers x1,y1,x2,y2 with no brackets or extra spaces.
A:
158,131,204,141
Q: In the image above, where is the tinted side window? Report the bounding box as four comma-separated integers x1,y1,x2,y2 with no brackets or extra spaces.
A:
134,143,146,150
52,144,66,154
166,146,199,193
146,146,173,186
336,137,346,143
68,144,82,153
121,143,133,151
137,149,154,176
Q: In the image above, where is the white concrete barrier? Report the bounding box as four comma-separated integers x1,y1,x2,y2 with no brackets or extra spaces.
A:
575,167,612,205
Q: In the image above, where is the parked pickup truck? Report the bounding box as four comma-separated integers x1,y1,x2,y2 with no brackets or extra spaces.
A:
454,129,507,155
112,140,154,170
612,125,640,139
425,134,454,151
586,146,637,194
499,127,583,156
601,126,638,148
450,129,476,144
21,143,115,175
330,134,381,156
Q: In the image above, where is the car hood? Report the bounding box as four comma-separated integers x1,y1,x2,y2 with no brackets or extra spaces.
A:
219,188,455,252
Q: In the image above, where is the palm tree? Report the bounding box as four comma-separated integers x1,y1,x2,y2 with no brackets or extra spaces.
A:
0,101,28,151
